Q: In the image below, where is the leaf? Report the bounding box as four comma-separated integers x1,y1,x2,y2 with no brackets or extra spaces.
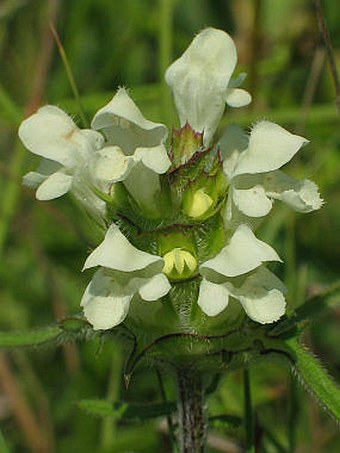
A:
59,317,90,332
209,414,242,430
77,399,176,420
287,337,340,421
77,400,128,419
0,326,62,348
124,401,176,420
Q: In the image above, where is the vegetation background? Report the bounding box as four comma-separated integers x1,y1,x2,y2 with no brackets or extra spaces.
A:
0,0,339,451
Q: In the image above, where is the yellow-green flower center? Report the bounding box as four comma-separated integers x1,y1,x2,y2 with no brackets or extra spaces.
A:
162,248,197,280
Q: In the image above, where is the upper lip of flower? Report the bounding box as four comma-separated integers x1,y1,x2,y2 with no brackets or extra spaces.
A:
18,105,104,168
199,224,282,279
165,28,251,146
82,223,164,274
18,105,104,201
91,87,168,153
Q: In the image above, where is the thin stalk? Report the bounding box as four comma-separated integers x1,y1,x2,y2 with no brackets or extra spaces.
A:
156,369,177,450
314,0,340,114
296,46,325,134
0,140,25,257
248,0,262,108
243,368,255,453
158,0,175,125
100,348,123,450
49,22,89,128
176,369,206,453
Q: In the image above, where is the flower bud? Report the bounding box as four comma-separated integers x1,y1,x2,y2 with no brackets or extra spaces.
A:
163,248,197,281
184,188,214,218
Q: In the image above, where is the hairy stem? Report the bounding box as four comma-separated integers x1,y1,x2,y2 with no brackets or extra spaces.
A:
176,369,207,453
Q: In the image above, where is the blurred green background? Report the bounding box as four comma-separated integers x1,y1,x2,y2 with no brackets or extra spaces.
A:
0,0,340,451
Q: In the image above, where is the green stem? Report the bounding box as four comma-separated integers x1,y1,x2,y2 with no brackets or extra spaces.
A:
100,348,123,450
176,369,206,453
0,140,26,258
157,369,177,449
243,368,255,453
49,22,89,128
158,0,175,125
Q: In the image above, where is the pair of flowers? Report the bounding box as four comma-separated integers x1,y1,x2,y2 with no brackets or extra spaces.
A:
19,28,323,330
19,87,172,218
81,222,285,330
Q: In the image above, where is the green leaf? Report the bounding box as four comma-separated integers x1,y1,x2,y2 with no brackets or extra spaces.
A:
124,401,176,420
287,337,340,421
78,399,176,420
0,326,62,348
209,414,242,430
59,317,90,332
77,400,128,419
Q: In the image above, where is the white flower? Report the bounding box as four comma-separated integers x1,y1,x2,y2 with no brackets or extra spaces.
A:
198,224,286,324
81,224,171,330
91,88,171,211
165,28,251,146
19,105,104,201
221,122,324,221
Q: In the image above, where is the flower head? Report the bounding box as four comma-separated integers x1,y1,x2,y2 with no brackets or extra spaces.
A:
18,27,324,337
165,28,251,145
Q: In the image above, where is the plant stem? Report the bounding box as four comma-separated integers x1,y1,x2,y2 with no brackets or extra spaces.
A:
158,0,175,125
176,369,206,453
49,22,89,128
314,0,340,114
100,348,123,450
243,368,255,453
157,369,177,448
